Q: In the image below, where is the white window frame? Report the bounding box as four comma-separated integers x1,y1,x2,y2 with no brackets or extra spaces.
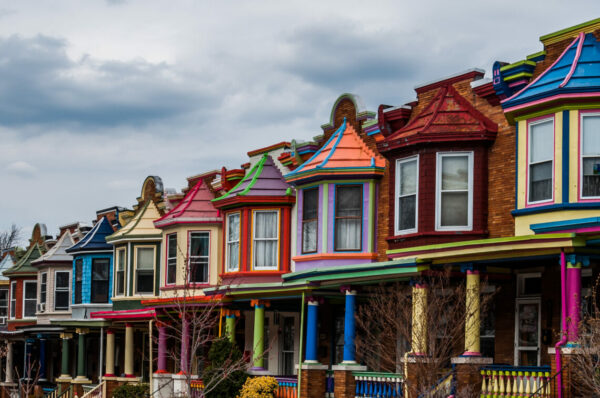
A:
395,156,419,235
527,117,554,205
165,233,177,285
226,212,241,272
187,231,210,284
114,247,126,296
40,272,47,306
22,281,37,319
251,209,280,271
134,245,155,295
435,152,474,231
54,270,70,311
580,112,600,199
9,281,16,319
517,272,542,297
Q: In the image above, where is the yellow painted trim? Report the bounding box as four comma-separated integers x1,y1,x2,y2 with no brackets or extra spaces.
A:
515,209,600,235
411,286,427,354
570,110,579,202
465,272,480,354
554,111,563,203
517,119,527,209
250,208,281,271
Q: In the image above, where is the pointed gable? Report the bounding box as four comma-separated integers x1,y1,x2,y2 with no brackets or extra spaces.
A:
154,179,221,228
285,118,385,184
3,244,43,276
32,231,75,264
106,200,162,242
66,217,114,253
384,84,497,150
503,32,600,111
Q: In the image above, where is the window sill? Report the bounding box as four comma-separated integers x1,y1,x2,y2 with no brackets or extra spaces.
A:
387,230,487,242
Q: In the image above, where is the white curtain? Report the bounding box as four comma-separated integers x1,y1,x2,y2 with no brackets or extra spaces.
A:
254,211,278,268
302,220,317,253
227,213,240,271
335,186,362,250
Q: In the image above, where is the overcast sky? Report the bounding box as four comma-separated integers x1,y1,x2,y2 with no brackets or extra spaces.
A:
1,0,599,242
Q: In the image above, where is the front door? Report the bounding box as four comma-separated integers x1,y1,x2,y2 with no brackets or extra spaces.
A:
280,316,295,375
514,298,541,366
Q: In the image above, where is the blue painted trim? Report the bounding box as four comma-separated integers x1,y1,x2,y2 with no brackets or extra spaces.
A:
515,123,519,208
367,128,381,136
305,303,318,361
343,293,356,362
316,118,346,169
530,216,600,233
512,202,600,216
562,110,570,203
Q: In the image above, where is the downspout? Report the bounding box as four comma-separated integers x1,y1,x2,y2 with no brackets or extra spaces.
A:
149,320,154,392
555,250,568,398
99,327,104,383
297,292,305,398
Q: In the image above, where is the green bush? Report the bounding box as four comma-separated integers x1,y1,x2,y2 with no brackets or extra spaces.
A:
237,377,279,398
202,338,248,398
112,383,149,398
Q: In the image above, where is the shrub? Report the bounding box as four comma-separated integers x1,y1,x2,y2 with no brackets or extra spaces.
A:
203,338,248,398
237,377,279,398
112,383,149,398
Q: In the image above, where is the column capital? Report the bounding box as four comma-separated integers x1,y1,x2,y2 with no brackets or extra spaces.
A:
306,296,323,305
340,285,357,295
250,299,270,308
60,333,73,339
75,328,89,335
222,309,240,317
565,254,590,268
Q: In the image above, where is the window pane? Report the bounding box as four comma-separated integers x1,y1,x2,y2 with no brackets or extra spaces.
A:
441,192,468,226
24,300,36,317
117,271,124,295
398,195,416,231
302,220,317,253
228,214,240,241
254,241,277,268
118,250,125,271
25,283,36,299
190,233,209,257
335,185,362,251
530,120,554,163
336,186,362,217
227,243,239,271
168,234,177,258
137,273,154,293
400,159,417,195
190,259,208,283
55,291,69,310
441,156,468,190
303,189,318,221
167,259,176,284
582,157,600,197
529,161,552,202
582,116,600,156
92,259,109,303
335,219,361,250
137,248,154,269
75,259,83,281
255,212,278,239
92,259,109,280
56,272,69,288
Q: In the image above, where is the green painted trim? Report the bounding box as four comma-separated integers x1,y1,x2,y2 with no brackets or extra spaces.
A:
387,233,577,255
368,181,375,253
500,60,536,72
527,50,546,60
212,155,263,202
504,71,533,82
284,258,417,280
301,265,423,283
322,183,329,252
239,154,267,196
514,104,600,122
539,18,600,42
52,320,112,327
352,371,403,379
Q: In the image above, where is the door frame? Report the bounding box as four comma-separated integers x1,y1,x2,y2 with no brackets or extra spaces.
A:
514,297,542,366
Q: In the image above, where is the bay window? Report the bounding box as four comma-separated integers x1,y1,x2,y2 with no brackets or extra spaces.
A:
302,188,318,253
396,157,418,234
252,210,279,270
581,114,600,198
54,271,70,311
91,258,110,303
334,185,362,251
136,247,155,294
436,152,473,230
226,213,240,272
74,258,83,304
528,119,554,203
166,233,177,284
23,281,37,318
115,248,125,296
189,232,209,284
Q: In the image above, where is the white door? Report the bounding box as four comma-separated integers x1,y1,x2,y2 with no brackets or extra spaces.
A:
514,298,541,366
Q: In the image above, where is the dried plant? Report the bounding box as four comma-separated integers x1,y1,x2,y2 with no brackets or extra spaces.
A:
0,224,20,252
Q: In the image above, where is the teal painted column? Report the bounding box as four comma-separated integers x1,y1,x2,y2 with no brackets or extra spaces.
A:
59,334,71,380
251,301,266,370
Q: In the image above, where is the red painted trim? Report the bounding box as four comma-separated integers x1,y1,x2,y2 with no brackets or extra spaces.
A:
164,232,177,287
282,207,290,272
155,181,202,224
247,141,291,157
213,195,295,209
241,209,249,272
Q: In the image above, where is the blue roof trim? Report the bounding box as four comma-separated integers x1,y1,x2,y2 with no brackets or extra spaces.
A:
367,128,381,136
512,202,600,216
316,118,346,169
66,217,114,253
530,217,600,233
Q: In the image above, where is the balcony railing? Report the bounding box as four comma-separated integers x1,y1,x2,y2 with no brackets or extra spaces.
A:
353,371,404,398
273,376,298,398
480,365,551,397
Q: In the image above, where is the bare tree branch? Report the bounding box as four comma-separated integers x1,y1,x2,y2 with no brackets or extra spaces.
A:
0,224,20,252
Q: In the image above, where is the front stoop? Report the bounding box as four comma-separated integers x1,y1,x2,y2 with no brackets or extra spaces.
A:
297,363,328,398
332,363,367,398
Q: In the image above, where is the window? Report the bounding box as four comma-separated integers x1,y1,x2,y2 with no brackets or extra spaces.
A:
252,210,279,270
166,234,177,285
9,282,15,319
334,185,362,251
528,119,554,203
115,248,125,296
302,188,318,253
74,258,83,304
226,213,240,272
581,114,600,198
136,247,155,294
189,232,209,284
23,281,37,318
40,272,47,305
396,157,418,234
0,288,7,322
54,271,70,311
436,152,473,230
91,258,110,303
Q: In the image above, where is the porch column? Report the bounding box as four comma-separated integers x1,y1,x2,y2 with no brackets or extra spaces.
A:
156,323,168,373
58,333,72,380
305,298,319,363
125,323,135,377
5,341,13,383
38,335,47,381
24,338,33,380
105,329,115,377
411,283,427,355
251,300,266,370
180,316,189,374
342,288,357,364
566,255,588,343
224,311,237,344
75,329,90,382
464,270,481,356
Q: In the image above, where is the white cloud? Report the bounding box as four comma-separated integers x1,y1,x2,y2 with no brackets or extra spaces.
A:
5,160,37,177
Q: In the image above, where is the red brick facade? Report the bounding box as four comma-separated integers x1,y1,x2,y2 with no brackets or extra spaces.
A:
7,276,37,331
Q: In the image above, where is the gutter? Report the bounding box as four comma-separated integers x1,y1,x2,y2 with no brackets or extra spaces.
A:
555,250,568,398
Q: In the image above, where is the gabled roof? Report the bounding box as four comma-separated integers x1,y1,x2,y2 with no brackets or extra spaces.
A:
503,32,600,111
212,154,292,203
32,231,74,265
285,118,385,184
154,179,221,228
0,254,15,281
66,217,114,254
106,200,162,242
3,244,43,277
383,84,497,150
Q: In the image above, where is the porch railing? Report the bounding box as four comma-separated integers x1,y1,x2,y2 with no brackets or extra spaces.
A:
190,379,205,398
528,366,565,398
57,385,73,398
326,370,334,398
80,381,105,398
273,376,298,398
418,371,454,398
353,371,404,398
480,365,551,397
